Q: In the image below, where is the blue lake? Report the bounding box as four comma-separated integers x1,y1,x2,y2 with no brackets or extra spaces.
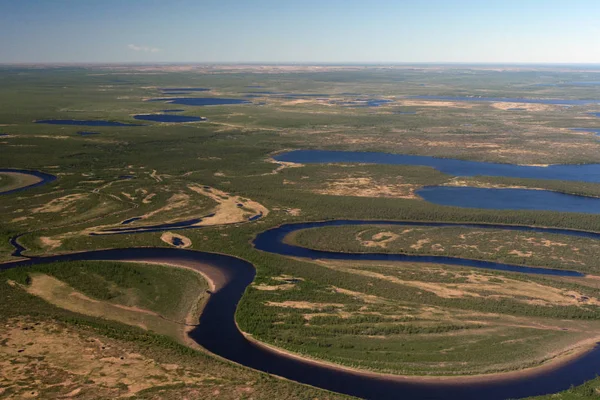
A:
274,150,600,183
36,119,142,127
77,131,100,136
409,96,600,105
418,186,600,214
149,97,251,106
161,109,185,113
133,114,207,123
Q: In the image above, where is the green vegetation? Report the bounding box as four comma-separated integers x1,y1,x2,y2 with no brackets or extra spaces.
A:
528,378,600,399
2,65,600,397
290,224,600,273
3,260,206,322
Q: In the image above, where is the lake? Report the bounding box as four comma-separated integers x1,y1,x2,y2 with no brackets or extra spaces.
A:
417,186,600,214
274,150,600,183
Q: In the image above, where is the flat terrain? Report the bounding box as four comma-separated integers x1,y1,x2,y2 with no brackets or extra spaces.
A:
1,64,600,398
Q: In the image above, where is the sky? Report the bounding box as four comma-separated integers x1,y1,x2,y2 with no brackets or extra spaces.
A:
1,0,599,64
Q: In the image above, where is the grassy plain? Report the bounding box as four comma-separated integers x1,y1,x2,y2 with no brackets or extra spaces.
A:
0,261,347,399
2,65,600,397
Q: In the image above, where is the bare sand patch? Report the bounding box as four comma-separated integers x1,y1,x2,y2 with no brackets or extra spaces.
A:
265,301,344,310
286,208,302,216
253,283,296,291
39,236,62,250
142,193,156,203
10,216,31,223
160,232,192,248
0,319,204,398
509,250,533,257
491,102,554,112
31,193,88,213
332,287,389,304
360,231,400,248
141,192,189,219
121,192,135,201
315,177,418,199
0,172,43,194
261,158,305,176
411,239,431,250
318,261,600,307
188,184,268,226
150,169,162,182
398,100,476,109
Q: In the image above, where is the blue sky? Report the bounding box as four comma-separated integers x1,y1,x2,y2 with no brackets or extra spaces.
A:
1,0,599,63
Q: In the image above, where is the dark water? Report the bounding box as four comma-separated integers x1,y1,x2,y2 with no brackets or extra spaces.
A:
160,109,185,113
334,99,394,107
0,168,57,195
121,217,142,225
571,128,600,136
172,237,184,246
248,212,263,222
3,235,600,399
8,234,26,257
92,210,262,235
148,97,251,106
92,218,204,235
36,119,142,127
417,186,600,214
133,114,207,123
77,131,100,136
254,220,592,277
274,150,600,183
410,96,600,105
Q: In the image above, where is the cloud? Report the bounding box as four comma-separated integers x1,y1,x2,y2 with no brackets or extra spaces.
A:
127,44,160,53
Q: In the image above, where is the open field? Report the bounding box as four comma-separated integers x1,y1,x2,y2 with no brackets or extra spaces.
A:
1,65,600,398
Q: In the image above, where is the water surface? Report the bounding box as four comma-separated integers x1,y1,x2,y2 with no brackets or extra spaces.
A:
5,221,600,399
0,168,57,195
274,150,600,183
254,220,591,277
418,186,600,214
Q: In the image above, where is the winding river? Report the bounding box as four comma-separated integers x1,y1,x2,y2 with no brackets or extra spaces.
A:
0,169,57,195
4,219,600,399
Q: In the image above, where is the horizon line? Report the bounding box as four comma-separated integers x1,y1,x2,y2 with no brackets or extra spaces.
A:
1,61,600,67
